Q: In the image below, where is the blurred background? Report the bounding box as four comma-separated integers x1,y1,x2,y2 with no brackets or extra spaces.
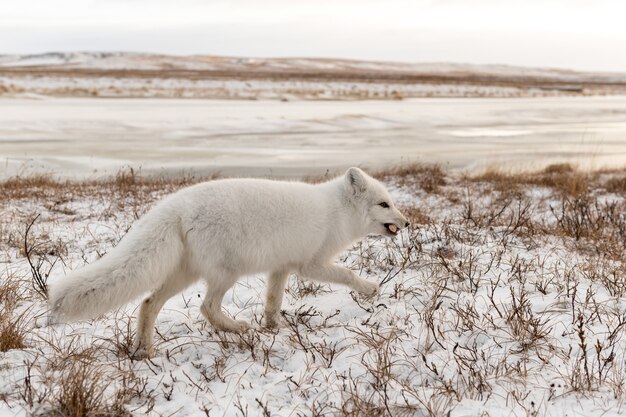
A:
1,0,625,178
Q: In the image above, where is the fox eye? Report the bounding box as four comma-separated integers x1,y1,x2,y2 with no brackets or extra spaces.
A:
379,202,389,208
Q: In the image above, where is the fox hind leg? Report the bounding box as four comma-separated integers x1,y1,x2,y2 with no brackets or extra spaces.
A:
200,275,250,333
133,272,196,359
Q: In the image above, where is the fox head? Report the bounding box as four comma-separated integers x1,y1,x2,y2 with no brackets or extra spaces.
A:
344,167,409,237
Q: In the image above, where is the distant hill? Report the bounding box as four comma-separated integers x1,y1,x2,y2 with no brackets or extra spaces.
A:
1,52,625,99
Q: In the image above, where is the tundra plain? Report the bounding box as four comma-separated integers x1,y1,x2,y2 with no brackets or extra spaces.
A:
0,165,624,416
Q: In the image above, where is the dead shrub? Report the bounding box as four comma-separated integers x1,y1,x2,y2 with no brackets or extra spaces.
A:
550,196,625,246
29,351,136,417
114,167,141,193
0,174,66,201
23,215,60,299
287,279,332,299
0,168,212,203
302,169,337,184
53,360,111,417
605,175,626,195
375,163,447,193
15,335,152,416
503,285,551,353
542,170,589,197
0,274,21,306
0,311,28,352
468,164,591,197
0,277,28,352
543,163,575,175
400,205,430,225
468,167,517,185
580,260,626,298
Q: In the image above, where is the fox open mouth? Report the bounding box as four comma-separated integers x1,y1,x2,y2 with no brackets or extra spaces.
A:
384,223,399,235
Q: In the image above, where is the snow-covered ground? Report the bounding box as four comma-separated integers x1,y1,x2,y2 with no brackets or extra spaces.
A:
1,96,625,179
0,167,624,416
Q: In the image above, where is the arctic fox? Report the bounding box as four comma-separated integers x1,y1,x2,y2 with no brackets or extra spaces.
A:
48,167,408,358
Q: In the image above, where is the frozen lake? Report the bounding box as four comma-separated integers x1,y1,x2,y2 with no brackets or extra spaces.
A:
1,96,625,178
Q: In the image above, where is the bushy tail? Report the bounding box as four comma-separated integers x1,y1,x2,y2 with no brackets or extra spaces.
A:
48,216,184,321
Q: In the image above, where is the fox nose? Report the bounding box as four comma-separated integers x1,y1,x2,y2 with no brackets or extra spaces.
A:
405,221,410,228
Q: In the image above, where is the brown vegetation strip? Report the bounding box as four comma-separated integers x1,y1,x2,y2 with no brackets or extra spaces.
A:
2,67,626,92
467,163,626,197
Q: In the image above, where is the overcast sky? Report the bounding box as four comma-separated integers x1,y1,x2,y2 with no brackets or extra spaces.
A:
1,0,625,72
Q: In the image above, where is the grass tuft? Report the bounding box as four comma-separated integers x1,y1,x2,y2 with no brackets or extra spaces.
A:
374,163,447,193
0,276,28,352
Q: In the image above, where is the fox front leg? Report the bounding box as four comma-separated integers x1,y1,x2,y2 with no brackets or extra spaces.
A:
264,270,290,328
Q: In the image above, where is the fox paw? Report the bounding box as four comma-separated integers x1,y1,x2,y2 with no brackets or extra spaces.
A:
216,319,251,333
233,320,252,333
263,313,289,329
130,345,152,360
358,281,379,297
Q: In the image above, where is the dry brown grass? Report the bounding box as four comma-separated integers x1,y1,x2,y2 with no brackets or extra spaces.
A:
374,163,447,193
301,169,339,184
54,360,114,417
606,176,626,195
18,341,151,417
458,171,624,262
543,162,576,175
468,163,595,197
0,167,215,202
0,313,28,352
0,176,66,201
539,177,625,261
0,275,28,352
399,205,431,225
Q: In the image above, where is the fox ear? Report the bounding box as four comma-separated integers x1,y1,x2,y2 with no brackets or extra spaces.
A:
345,167,367,195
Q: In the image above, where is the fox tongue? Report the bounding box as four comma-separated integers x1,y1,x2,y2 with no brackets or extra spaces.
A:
389,224,398,233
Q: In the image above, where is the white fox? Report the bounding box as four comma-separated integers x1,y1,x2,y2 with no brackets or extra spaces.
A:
48,167,408,358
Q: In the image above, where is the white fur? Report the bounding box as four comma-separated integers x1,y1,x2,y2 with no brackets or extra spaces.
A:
48,167,408,357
